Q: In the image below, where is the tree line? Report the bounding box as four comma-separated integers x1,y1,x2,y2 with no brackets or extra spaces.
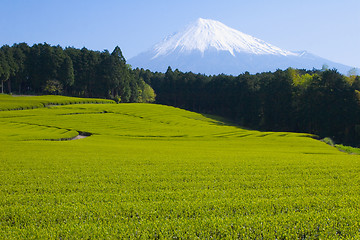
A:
0,43,155,103
135,67,360,145
1,43,360,145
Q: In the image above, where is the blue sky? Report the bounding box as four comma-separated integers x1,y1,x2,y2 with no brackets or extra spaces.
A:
1,0,359,68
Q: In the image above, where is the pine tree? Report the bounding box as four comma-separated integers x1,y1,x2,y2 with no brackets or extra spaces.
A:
0,51,10,93
58,55,74,94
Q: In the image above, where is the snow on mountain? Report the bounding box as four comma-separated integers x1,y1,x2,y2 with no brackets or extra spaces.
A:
129,18,356,75
152,18,296,58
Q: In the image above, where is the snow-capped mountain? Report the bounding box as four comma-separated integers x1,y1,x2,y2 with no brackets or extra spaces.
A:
129,18,355,75
152,18,295,58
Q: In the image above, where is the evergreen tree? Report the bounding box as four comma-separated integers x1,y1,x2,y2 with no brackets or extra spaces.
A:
0,50,10,94
0,45,17,93
12,43,30,93
58,55,74,94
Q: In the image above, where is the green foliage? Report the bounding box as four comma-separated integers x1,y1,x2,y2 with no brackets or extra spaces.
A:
58,55,74,87
336,144,360,154
43,79,63,95
0,46,13,93
289,67,313,87
113,95,121,103
0,98,360,238
321,137,335,146
142,83,156,103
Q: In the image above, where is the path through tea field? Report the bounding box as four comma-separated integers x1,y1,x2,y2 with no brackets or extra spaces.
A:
0,95,359,239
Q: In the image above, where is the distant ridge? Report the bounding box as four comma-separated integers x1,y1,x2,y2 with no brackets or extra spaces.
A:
129,18,357,75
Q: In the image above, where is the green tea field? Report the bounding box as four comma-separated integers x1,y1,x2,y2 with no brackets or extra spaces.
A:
0,95,359,239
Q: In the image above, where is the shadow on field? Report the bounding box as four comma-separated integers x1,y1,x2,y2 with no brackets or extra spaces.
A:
201,113,253,130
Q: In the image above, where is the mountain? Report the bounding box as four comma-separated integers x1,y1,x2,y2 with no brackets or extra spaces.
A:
129,18,356,75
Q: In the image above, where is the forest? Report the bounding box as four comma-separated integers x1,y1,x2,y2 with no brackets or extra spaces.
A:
0,43,155,103
1,43,360,145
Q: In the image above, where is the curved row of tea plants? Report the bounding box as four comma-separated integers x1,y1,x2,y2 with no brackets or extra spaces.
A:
0,94,114,111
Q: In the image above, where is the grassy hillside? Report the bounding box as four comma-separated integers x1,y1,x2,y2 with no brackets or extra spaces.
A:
0,96,359,239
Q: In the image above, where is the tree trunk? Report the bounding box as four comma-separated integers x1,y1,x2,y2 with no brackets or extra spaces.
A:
1,80,3,94
7,79,11,94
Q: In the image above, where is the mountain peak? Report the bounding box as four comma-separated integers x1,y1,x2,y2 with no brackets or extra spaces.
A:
195,17,218,26
152,18,296,59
